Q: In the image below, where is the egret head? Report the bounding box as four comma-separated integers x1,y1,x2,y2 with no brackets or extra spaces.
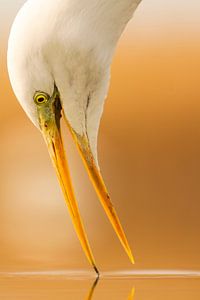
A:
7,0,134,272
7,1,107,274
7,1,113,157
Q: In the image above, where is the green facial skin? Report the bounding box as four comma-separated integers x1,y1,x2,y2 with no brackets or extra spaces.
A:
34,86,62,134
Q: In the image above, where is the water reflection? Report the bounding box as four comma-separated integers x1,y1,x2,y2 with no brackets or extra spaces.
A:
127,287,135,300
85,277,134,300
85,277,99,300
0,274,200,299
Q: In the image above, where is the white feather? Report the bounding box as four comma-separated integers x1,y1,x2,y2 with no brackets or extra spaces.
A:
7,0,142,162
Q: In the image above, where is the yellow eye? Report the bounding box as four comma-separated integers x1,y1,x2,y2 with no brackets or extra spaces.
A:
34,92,49,104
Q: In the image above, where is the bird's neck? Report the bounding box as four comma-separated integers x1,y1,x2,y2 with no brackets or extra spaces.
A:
52,0,141,63
77,0,140,44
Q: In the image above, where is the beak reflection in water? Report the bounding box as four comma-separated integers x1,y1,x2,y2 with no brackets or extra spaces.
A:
34,85,133,275
85,278,135,300
85,278,99,300
127,287,135,300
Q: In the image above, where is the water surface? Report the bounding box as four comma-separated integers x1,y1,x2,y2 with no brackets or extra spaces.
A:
1,271,200,300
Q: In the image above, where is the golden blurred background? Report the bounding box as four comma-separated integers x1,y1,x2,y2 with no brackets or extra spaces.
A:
1,0,200,273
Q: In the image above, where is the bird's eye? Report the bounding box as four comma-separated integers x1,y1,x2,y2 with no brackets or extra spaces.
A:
34,92,49,104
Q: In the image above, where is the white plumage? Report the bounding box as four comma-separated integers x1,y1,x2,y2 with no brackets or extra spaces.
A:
7,0,142,274
8,0,141,161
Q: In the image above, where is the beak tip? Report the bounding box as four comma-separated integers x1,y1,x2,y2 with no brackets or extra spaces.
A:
128,252,135,264
93,265,100,277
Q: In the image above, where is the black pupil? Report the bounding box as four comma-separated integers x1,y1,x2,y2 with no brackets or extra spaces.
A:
37,97,45,103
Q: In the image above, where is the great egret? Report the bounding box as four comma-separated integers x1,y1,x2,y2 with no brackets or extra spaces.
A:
7,0,142,275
